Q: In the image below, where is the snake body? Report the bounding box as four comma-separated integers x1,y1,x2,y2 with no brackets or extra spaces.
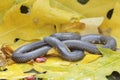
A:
12,33,117,63
12,41,51,63
44,37,85,61
50,33,81,41
81,34,116,50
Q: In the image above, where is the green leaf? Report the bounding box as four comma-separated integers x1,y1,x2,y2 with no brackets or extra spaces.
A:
35,48,120,80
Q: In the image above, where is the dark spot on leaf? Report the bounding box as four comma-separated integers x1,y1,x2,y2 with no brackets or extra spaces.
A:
24,68,47,74
42,71,47,74
76,64,78,65
24,68,41,74
14,38,20,43
106,71,120,80
38,78,43,80
0,68,8,71
77,0,89,5
3,68,8,71
54,25,56,30
107,9,114,19
20,5,29,14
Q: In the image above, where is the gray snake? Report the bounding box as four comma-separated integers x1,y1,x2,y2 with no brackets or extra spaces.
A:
12,33,117,63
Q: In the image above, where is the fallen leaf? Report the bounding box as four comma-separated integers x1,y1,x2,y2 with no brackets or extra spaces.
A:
80,17,104,35
99,2,120,48
0,0,119,80
0,64,34,79
35,48,120,80
56,0,117,18
80,53,101,63
0,0,15,24
0,0,83,49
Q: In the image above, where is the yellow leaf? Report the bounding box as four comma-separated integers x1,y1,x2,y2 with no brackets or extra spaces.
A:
31,0,81,24
0,64,34,79
47,48,60,56
0,0,14,12
0,0,119,80
80,17,104,35
0,0,83,49
56,0,116,18
57,21,85,33
30,0,84,32
0,0,15,24
99,2,120,47
81,53,101,63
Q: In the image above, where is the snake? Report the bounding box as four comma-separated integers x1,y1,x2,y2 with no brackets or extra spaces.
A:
12,33,117,63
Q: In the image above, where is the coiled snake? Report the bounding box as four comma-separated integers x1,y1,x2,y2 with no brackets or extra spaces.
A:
12,33,117,63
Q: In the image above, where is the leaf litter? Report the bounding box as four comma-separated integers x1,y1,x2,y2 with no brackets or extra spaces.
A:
0,0,120,80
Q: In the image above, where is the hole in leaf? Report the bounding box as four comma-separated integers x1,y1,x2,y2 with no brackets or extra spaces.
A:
20,5,29,14
77,0,89,5
106,8,114,19
14,38,20,43
106,71,120,80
